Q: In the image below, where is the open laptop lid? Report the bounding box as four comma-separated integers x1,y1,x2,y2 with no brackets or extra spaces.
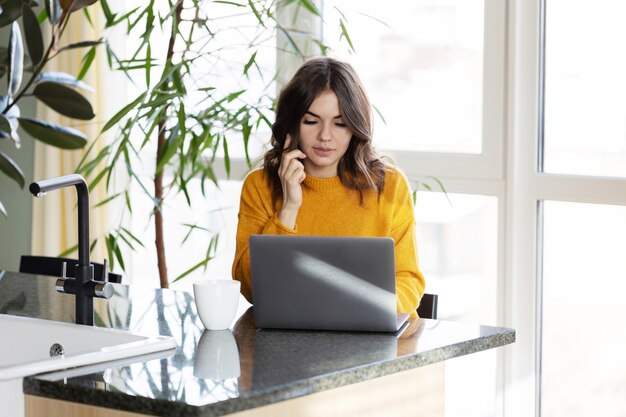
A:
250,235,406,333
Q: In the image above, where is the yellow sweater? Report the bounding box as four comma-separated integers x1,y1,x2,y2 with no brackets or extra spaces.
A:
232,167,426,315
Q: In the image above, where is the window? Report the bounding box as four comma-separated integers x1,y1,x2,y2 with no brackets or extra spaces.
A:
532,2,626,416
507,2,626,417
324,0,485,154
542,0,626,178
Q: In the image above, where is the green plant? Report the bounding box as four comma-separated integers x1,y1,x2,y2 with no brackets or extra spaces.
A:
79,0,351,288
0,0,102,216
412,176,450,206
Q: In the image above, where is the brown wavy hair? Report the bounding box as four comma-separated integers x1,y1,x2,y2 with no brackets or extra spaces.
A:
263,57,386,206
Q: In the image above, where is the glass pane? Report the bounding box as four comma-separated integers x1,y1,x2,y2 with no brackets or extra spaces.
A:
543,0,626,177
415,191,498,417
324,0,484,153
415,192,497,323
542,201,626,416
126,179,243,291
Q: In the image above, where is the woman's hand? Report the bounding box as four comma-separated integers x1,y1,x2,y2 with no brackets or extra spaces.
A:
278,136,306,229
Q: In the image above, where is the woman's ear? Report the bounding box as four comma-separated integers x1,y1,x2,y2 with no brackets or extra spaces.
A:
284,135,292,150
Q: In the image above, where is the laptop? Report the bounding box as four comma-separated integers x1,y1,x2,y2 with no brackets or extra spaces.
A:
249,235,409,333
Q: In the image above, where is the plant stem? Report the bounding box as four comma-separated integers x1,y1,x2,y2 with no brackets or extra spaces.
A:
154,0,184,289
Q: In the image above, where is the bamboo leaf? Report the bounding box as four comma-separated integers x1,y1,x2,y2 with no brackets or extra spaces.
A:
82,7,94,28
171,65,185,94
102,92,146,132
8,22,24,97
277,26,303,57
177,102,186,141
297,0,320,16
201,165,218,191
313,39,329,55
124,191,131,213
100,0,115,26
87,167,108,191
247,0,265,27
104,235,114,270
372,104,387,125
110,6,140,28
425,176,452,204
113,239,125,270
45,0,62,25
58,243,78,258
36,71,94,91
214,1,245,6
225,89,245,102
222,134,230,177
77,46,96,80
94,192,122,208
179,176,191,206
172,256,214,283
156,125,181,173
139,92,182,109
242,118,252,167
117,233,135,251
22,4,44,66
120,227,145,248
57,39,104,54
0,0,23,28
18,117,88,149
76,136,105,174
0,150,25,188
37,8,48,24
33,82,95,120
339,19,355,53
243,51,257,77
181,223,211,245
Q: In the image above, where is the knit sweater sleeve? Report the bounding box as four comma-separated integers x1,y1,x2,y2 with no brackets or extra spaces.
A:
232,170,296,303
389,171,426,316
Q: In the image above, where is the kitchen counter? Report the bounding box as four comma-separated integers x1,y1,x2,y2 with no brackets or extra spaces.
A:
0,271,515,417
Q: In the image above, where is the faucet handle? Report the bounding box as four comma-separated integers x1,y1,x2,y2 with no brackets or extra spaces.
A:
101,259,109,283
56,261,68,294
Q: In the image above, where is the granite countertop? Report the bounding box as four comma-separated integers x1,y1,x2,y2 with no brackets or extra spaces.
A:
0,271,515,417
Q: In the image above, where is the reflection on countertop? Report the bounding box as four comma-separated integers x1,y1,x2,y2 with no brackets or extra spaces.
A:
0,271,515,417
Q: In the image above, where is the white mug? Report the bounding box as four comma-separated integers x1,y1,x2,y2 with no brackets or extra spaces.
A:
193,279,240,330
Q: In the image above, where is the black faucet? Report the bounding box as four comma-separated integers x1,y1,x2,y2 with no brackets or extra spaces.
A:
29,174,113,325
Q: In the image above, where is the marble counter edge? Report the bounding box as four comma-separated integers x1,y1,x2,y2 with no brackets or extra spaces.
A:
24,327,515,417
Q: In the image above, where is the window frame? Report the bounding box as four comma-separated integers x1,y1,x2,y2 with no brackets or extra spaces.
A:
507,2,626,417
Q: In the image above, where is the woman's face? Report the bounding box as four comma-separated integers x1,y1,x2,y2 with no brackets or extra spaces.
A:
298,90,353,178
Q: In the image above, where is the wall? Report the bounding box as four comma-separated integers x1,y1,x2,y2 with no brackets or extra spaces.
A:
0,101,35,271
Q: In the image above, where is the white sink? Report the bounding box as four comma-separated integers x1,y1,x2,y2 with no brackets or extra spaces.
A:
0,313,176,380
0,313,176,417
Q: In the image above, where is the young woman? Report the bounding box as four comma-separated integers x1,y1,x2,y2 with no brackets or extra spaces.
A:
232,57,425,317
